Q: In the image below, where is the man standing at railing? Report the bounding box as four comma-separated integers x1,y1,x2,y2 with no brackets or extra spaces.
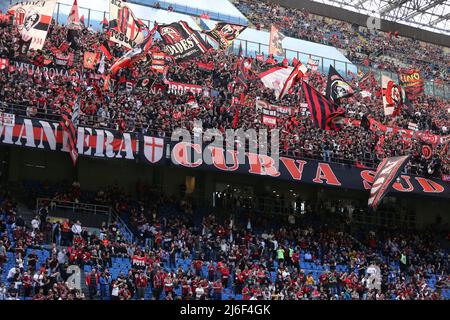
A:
38,205,49,223
52,221,61,247
61,219,71,246
71,220,82,238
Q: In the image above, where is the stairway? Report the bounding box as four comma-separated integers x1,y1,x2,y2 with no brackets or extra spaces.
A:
79,270,92,299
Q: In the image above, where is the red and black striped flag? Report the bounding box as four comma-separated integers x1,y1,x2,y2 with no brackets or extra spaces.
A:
60,107,78,166
235,57,252,89
100,40,112,60
302,81,345,131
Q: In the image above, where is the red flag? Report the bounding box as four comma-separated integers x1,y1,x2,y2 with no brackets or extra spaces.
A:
67,0,80,29
80,15,85,26
232,106,240,129
0,58,9,70
197,61,214,71
100,41,112,60
58,41,70,52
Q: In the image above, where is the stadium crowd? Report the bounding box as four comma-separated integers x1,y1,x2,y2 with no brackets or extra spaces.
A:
0,6,449,180
233,0,449,82
0,181,448,300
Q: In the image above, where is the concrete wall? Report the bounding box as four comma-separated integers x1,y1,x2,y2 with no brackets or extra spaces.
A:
269,0,450,47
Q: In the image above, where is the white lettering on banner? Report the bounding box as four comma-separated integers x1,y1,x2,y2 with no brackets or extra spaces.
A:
61,129,69,152
13,61,83,80
37,121,59,150
115,133,134,159
77,127,92,156
14,119,35,147
101,130,116,158
94,129,105,157
167,82,210,97
104,130,117,158
0,122,14,144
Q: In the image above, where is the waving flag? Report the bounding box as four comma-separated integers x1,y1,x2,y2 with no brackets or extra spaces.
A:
110,24,157,75
151,51,166,73
8,0,57,51
325,65,354,104
204,22,246,49
109,0,145,49
368,156,410,210
382,75,401,116
399,68,424,100
83,52,98,69
258,66,293,99
67,0,82,30
60,107,78,166
302,81,345,131
236,57,253,89
269,25,284,57
100,40,112,60
277,61,307,100
157,21,212,62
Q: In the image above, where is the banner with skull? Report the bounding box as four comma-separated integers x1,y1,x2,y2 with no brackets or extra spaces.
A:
325,65,354,104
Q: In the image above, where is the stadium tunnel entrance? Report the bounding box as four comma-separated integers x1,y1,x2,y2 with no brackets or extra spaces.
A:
2,145,449,231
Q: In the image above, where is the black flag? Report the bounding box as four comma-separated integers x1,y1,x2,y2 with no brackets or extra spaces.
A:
325,65,354,104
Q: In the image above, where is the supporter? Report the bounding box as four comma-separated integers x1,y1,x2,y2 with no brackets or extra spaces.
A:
234,0,448,81
0,3,448,301
0,21,448,178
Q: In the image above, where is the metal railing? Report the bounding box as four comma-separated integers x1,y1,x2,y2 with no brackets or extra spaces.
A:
128,0,248,25
3,0,448,98
35,197,135,241
36,198,111,216
110,207,135,243
2,101,447,178
0,101,382,170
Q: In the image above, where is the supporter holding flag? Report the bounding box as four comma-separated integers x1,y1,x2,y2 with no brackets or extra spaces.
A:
110,24,158,75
